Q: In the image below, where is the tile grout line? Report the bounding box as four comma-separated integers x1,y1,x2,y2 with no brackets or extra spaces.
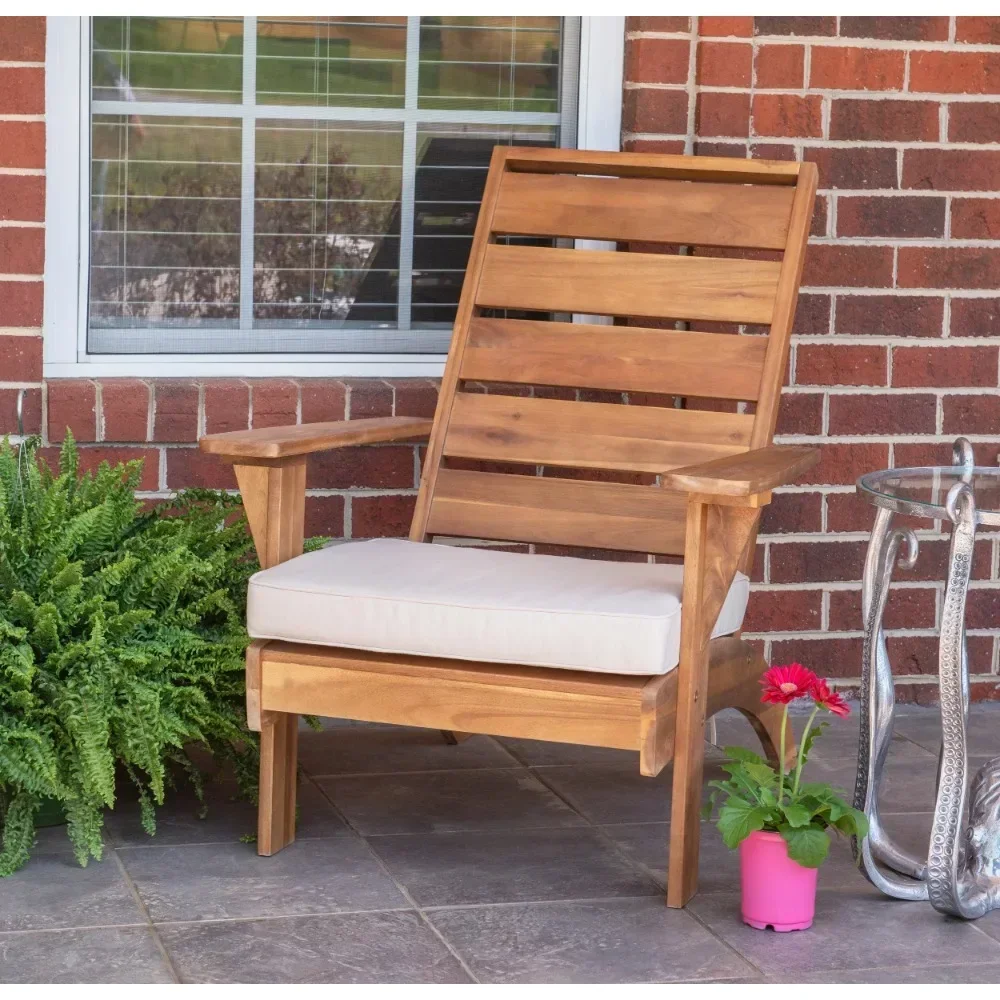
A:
110,849,183,984
150,905,413,929
301,771,481,984
524,756,768,979
524,761,668,896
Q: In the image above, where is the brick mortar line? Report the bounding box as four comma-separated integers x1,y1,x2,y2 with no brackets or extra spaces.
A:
782,386,1000,395
685,86,1000,102
667,35,1000,52
807,237,1000,247
802,288,1000,297
748,629,1000,639
789,335,1000,345
776,432,1000,442
626,130,1000,150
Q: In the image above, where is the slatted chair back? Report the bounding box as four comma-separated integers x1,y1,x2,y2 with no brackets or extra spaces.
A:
409,147,817,557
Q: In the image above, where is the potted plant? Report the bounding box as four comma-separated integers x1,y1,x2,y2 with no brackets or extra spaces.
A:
704,664,868,932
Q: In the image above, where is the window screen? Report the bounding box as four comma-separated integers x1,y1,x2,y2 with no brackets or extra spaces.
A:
87,16,580,354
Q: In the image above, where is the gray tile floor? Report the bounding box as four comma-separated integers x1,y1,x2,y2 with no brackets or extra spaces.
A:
6,706,1000,982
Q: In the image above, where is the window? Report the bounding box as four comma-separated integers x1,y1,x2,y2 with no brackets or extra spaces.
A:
44,17,624,375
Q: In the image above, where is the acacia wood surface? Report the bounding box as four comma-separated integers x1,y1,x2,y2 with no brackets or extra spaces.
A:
493,171,794,249
443,392,752,474
667,501,760,908
213,149,819,894
256,637,780,762
258,711,297,856
662,445,820,497
200,416,432,460
409,145,511,541
426,468,688,555
234,458,306,569
750,161,819,448
460,318,769,401
503,147,802,184
476,244,782,325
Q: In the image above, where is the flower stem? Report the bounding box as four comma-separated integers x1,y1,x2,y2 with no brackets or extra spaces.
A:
777,703,788,807
792,705,821,797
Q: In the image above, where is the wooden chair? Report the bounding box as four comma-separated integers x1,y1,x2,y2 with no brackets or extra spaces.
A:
200,147,818,908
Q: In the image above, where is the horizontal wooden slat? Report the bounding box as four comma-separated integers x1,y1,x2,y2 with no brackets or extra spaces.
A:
476,245,781,325
444,393,752,474
503,147,802,185
260,643,646,750
427,468,687,555
493,172,794,250
461,318,769,401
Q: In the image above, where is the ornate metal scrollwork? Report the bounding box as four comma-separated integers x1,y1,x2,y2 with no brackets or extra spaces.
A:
853,439,1000,918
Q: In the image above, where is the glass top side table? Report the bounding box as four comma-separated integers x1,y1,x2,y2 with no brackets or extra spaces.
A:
853,438,1000,919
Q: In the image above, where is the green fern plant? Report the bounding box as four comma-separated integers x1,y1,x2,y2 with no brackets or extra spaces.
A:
0,432,259,875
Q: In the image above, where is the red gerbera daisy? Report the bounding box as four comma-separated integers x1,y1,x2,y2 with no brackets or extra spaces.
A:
760,663,818,705
811,678,851,718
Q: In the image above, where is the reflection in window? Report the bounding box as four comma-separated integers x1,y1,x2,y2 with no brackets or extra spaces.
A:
90,115,241,327
254,121,403,326
256,18,407,108
87,16,578,353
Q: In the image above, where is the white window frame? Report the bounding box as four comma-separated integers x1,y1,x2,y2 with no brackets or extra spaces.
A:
43,16,624,378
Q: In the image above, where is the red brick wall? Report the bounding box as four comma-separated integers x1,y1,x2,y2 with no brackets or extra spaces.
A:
4,17,1000,700
624,16,1000,700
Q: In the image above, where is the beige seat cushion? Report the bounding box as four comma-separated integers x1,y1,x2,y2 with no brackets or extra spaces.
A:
247,538,750,676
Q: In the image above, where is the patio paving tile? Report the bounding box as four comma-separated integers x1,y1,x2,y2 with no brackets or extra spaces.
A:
0,927,175,983
318,768,584,836
368,827,659,907
534,761,728,825
297,726,519,776
9,704,1000,983
689,888,1000,978
787,962,1000,984
812,754,996,814
157,912,472,984
105,779,348,847
498,737,723,767
894,705,1000,757
0,853,144,932
427,897,755,983
117,837,408,923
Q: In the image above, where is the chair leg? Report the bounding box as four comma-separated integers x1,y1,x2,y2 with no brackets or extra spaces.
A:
258,711,298,856
666,708,708,909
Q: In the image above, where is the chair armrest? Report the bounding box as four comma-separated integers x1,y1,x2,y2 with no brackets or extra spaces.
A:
661,445,819,498
199,416,433,461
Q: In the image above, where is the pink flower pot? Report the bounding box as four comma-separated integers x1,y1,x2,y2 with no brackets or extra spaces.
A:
739,830,818,932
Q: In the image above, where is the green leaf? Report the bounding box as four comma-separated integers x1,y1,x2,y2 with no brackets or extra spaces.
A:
723,746,765,766
781,803,812,828
0,435,263,877
717,796,771,850
743,761,779,789
799,719,829,767
780,825,830,868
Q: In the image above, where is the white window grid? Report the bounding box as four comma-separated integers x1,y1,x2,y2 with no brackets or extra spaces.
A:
43,16,625,377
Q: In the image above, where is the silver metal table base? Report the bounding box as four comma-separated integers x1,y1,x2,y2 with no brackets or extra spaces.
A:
853,438,1000,918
